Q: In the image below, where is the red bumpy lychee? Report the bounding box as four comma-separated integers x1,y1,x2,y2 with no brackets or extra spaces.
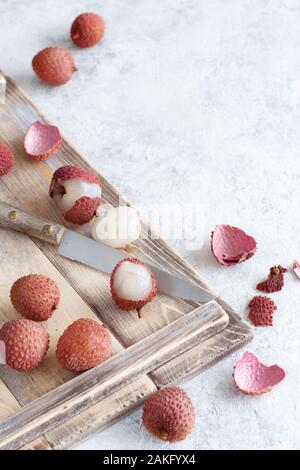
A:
0,141,14,176
0,319,49,372
10,274,60,322
248,295,277,326
32,47,77,86
56,318,112,372
110,258,157,318
49,165,102,225
256,265,287,293
142,387,196,442
71,13,105,48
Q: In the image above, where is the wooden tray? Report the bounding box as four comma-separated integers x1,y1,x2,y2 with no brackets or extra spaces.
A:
0,72,252,450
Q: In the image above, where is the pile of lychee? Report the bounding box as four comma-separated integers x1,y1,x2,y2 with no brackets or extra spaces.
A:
0,273,112,373
0,272,194,442
32,13,105,86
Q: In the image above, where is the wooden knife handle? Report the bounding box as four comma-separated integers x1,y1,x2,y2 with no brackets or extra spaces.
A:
0,200,65,246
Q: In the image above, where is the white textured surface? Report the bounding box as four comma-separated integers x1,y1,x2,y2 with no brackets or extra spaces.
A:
0,0,299,450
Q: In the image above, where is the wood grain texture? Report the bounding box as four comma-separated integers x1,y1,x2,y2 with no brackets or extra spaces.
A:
0,71,252,449
0,302,228,450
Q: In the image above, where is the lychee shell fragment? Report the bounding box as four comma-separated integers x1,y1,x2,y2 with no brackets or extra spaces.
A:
211,224,257,266
56,318,112,372
0,319,49,372
233,352,285,395
142,386,196,442
10,274,60,322
24,121,62,161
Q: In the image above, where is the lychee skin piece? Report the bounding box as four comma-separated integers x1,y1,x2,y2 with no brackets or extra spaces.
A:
71,13,105,48
0,141,14,176
142,387,196,442
110,258,157,314
233,352,286,395
32,47,77,86
211,224,256,266
10,274,60,322
256,265,287,293
24,121,62,161
49,165,101,225
248,295,277,327
0,319,49,372
56,318,112,372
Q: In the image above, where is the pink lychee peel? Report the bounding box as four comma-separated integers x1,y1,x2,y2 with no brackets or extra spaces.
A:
211,224,257,266
25,121,62,160
233,352,285,395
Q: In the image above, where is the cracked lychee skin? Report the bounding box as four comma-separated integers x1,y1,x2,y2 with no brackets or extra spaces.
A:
56,318,112,372
256,265,287,293
10,274,60,322
32,47,77,86
0,141,14,176
142,387,196,442
71,13,105,48
248,295,277,326
110,258,157,313
0,319,49,372
49,165,101,225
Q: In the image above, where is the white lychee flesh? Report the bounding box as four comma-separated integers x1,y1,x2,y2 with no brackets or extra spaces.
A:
53,180,101,213
91,206,141,248
0,340,6,364
113,261,152,301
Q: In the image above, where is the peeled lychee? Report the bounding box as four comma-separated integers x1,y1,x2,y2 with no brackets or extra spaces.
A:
90,204,141,248
49,165,102,225
32,47,77,86
0,141,14,176
24,121,62,161
110,258,157,317
0,319,49,372
56,318,112,372
71,13,105,48
142,387,196,442
10,274,60,322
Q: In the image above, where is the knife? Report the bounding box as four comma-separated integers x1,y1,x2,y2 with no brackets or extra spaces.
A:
0,200,217,304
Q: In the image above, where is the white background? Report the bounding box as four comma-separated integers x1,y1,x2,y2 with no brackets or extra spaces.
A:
1,0,299,450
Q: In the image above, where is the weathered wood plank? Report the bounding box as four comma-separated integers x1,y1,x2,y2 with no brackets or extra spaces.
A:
0,302,228,449
0,71,252,449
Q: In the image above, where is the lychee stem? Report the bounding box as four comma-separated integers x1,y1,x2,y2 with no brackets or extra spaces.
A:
137,308,143,319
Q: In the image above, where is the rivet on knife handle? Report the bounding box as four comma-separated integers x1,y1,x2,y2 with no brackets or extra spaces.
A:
0,200,65,246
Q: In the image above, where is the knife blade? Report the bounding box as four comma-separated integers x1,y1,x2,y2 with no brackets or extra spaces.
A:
0,200,217,304
58,229,216,303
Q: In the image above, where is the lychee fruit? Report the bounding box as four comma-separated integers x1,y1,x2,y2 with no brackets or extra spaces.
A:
90,204,141,248
110,258,157,317
24,121,62,161
0,319,49,372
32,47,77,86
49,165,102,225
10,274,60,322
56,318,112,372
71,13,105,48
0,141,14,176
142,387,196,442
